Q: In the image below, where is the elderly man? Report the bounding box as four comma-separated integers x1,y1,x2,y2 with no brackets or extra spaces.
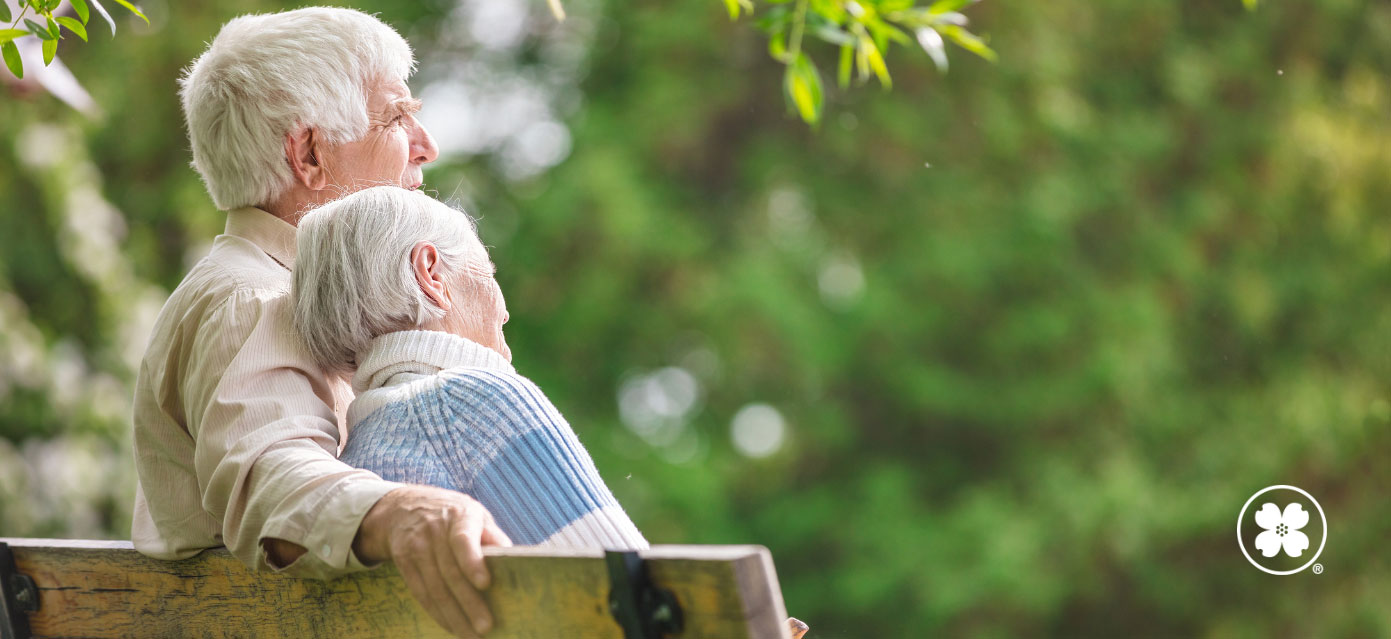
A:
131,8,504,638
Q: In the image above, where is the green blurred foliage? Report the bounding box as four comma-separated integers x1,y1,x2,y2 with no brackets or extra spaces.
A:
3,0,1390,636
1,0,148,79
740,0,997,124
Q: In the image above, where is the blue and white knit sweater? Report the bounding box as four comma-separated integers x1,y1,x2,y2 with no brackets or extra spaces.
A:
340,330,647,549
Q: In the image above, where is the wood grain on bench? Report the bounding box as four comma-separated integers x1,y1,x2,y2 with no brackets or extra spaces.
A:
0,538,791,639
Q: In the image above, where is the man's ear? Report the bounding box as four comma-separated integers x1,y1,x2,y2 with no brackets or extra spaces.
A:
411,241,452,312
284,127,329,191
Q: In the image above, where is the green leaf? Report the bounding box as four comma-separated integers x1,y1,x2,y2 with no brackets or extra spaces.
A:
866,46,890,88
857,33,891,88
927,0,977,15
807,0,847,23
916,27,948,72
41,35,55,65
725,0,755,21
89,0,117,35
837,43,853,88
1,41,21,79
849,22,871,82
57,16,87,41
44,0,61,11
867,18,912,46
546,0,565,21
811,24,854,46
755,7,792,33
26,18,55,40
71,0,90,25
784,52,823,124
26,0,43,11
939,24,997,62
0,29,29,44
46,15,61,38
930,11,970,27
854,37,869,81
109,0,148,24
768,30,787,60
0,2,11,24
1242,0,1258,9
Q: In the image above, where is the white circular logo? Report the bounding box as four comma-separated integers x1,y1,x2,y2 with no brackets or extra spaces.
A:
1237,485,1327,575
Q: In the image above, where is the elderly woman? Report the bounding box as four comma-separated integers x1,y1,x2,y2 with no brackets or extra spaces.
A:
291,186,647,549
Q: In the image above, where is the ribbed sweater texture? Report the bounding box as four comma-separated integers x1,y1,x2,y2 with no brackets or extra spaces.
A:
340,331,648,549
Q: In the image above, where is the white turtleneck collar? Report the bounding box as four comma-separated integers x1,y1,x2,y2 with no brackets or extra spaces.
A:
351,330,514,396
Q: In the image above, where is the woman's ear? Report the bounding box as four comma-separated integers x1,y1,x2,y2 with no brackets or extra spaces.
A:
411,241,452,312
285,127,329,191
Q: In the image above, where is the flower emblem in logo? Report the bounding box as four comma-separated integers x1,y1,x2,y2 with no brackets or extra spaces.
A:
1238,485,1326,575
1252,502,1310,558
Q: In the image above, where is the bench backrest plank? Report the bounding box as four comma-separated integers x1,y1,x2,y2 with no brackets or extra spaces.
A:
0,539,791,638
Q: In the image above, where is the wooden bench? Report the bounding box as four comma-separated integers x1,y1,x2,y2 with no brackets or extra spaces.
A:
0,538,794,638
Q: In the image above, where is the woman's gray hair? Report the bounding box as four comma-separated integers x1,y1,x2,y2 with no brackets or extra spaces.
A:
180,7,415,211
293,186,481,372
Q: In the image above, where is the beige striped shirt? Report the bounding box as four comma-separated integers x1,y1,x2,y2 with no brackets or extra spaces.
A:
131,207,400,578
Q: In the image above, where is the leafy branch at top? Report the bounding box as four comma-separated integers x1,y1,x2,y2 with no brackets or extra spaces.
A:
729,0,997,125
1,0,147,80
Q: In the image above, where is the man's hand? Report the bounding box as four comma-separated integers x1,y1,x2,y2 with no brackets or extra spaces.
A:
354,485,512,638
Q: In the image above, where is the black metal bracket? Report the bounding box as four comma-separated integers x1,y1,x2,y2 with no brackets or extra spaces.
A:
0,542,37,639
606,550,684,639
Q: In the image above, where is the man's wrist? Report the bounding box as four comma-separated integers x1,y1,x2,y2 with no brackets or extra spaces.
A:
353,488,401,563
263,537,309,568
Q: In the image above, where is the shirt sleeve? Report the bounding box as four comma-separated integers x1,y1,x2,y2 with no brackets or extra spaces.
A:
183,287,402,578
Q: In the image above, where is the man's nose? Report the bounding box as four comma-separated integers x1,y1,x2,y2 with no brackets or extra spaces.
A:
502,311,509,325
410,117,440,165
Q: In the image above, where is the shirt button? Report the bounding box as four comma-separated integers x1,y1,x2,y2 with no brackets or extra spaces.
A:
321,544,332,559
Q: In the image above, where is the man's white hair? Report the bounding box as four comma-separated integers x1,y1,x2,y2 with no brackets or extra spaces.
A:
293,187,484,372
180,7,415,211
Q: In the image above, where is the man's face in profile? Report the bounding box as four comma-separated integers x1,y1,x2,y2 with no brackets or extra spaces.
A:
316,77,438,193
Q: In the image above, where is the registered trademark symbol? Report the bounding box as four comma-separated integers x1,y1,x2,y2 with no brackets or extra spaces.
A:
1312,564,1323,574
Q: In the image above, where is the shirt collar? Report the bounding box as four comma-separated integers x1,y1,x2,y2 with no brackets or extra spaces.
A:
225,207,298,271
352,330,515,394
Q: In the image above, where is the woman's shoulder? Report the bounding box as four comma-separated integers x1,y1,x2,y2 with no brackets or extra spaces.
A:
433,367,560,415
438,367,542,395
349,367,559,428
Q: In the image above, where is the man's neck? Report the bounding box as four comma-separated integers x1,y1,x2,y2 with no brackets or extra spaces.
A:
260,186,335,228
